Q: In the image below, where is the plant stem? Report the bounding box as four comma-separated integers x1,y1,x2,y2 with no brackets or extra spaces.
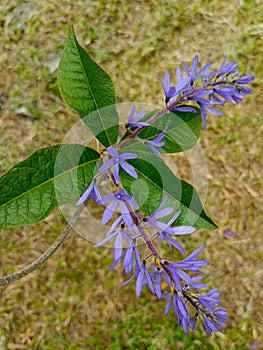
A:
0,206,84,286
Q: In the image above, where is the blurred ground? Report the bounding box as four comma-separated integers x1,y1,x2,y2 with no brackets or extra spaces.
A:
0,0,262,349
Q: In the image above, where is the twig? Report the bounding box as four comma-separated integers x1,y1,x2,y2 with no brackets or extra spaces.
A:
0,205,84,286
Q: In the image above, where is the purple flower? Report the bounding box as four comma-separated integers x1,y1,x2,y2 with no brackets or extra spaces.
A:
99,146,138,185
197,288,221,313
250,341,260,350
225,230,233,238
209,60,253,106
76,180,102,206
156,56,253,130
136,262,155,296
171,87,204,113
94,218,132,261
163,282,227,334
145,198,195,256
118,237,141,286
203,306,228,334
164,290,190,333
102,188,138,227
183,282,227,333
150,263,171,298
157,210,196,254
126,105,149,128
186,89,224,129
235,85,252,96
157,71,177,104
157,70,191,105
170,56,253,129
181,55,211,84
123,238,141,275
202,69,217,85
170,78,191,104
144,128,167,156
234,74,254,84
164,245,209,292
173,244,208,271
216,57,238,77
144,196,174,227
210,83,251,104
176,66,184,84
211,85,240,102
197,100,224,130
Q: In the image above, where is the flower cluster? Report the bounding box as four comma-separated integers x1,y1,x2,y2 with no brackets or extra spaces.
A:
76,55,253,334
157,55,253,129
91,190,227,334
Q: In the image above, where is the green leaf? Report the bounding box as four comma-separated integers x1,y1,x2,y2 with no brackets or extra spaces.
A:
58,27,119,147
0,144,100,228
136,108,202,153
119,143,216,229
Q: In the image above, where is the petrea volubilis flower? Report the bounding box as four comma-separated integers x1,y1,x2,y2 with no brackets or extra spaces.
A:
225,229,233,238
181,55,211,85
101,188,138,227
123,238,141,275
234,74,254,85
163,245,208,292
94,218,132,261
150,262,171,298
157,210,196,255
157,71,190,105
202,306,228,334
198,100,224,130
216,57,238,77
157,71,177,104
197,287,222,313
144,127,167,156
126,105,149,128
76,179,102,206
164,290,190,333
158,55,253,129
136,261,155,296
187,286,228,333
99,146,138,185
143,196,174,227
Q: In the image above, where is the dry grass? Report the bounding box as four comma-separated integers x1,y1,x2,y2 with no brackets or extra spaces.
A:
0,0,262,349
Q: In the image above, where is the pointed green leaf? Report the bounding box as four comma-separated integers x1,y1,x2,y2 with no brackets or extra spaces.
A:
0,144,100,228
137,108,202,153
58,27,118,147
120,143,216,229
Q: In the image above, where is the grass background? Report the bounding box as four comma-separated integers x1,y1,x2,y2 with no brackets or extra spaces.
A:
0,0,262,349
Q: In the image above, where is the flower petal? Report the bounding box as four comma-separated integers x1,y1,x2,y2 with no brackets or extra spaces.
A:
120,152,138,160
120,162,138,179
99,158,115,172
171,226,196,235
102,199,118,224
107,146,119,158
